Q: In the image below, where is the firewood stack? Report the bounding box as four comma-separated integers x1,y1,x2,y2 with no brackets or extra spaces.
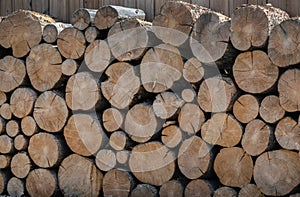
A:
0,1,299,196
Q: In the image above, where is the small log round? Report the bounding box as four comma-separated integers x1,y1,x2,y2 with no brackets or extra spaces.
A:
278,69,300,112
21,116,38,137
178,136,211,179
6,120,19,138
181,88,196,103
140,44,183,93
10,88,37,118
0,103,11,120
275,117,300,150
7,177,24,197
0,56,26,93
116,150,130,164
26,43,62,92
109,131,128,151
238,184,263,197
159,180,184,197
11,152,31,179
183,57,204,84
43,22,72,44
233,50,278,94
161,125,182,148
213,187,237,197
233,94,259,124
0,155,11,169
72,8,96,30
33,91,68,132
95,149,117,172
184,179,214,197
61,59,78,76
14,135,28,151
259,95,285,124
129,142,175,186
131,184,158,197
58,154,103,197
214,147,253,188
102,108,124,132
0,135,13,154
26,169,57,197
254,150,300,196
0,91,6,105
85,26,99,43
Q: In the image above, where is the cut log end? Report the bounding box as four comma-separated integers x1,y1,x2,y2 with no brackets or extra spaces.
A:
233,94,259,124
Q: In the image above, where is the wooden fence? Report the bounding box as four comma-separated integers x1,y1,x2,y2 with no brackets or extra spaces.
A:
0,0,299,22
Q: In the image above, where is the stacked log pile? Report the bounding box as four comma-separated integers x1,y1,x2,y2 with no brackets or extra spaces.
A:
0,1,299,196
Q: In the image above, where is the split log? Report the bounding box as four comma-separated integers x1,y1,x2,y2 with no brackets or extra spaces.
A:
275,117,300,150
72,8,96,30
197,76,237,112
0,135,13,154
231,4,289,51
7,177,24,197
95,149,117,171
64,114,103,157
66,72,100,111
61,59,78,76
6,120,19,138
10,88,37,118
140,44,183,93
58,154,103,197
178,136,211,179
103,169,134,197
233,50,278,94
131,184,158,197
0,56,26,93
161,125,182,148
0,91,6,105
238,184,263,197
233,94,259,124
159,180,184,197
0,155,11,169
28,132,63,168
278,69,300,112
57,27,86,59
101,62,140,109
0,103,11,120
94,5,145,30
153,91,183,119
183,57,204,84
26,43,62,92
84,39,110,73
11,152,31,179
109,131,128,151
181,88,196,103
85,26,100,43
26,169,57,197
116,150,130,165
107,18,150,61
43,23,72,44
214,147,253,188
213,187,237,197
129,142,175,186
184,179,214,197
124,103,158,143
268,19,300,67
178,103,206,135
152,1,208,46
21,116,38,137
201,113,243,147
259,95,285,123
33,91,68,132
14,135,28,151
102,108,124,132
254,150,300,196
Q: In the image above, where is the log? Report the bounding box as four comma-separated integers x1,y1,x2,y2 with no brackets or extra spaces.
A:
152,1,208,46
178,136,211,179
183,57,204,84
58,154,103,197
184,179,214,197
238,184,263,197
21,116,38,137
84,39,110,73
201,113,243,147
95,149,117,171
198,76,237,112
178,103,205,135
268,19,300,67
0,56,26,93
0,91,6,106
131,184,158,197
103,169,134,197
124,103,158,143
275,117,300,150
43,22,72,44
259,95,285,123
233,94,259,124
231,4,289,51
181,88,196,103
57,27,86,59
94,5,145,30
64,114,103,156
85,26,100,43
7,177,24,197
153,91,183,119
72,8,96,30
233,50,278,94
116,150,130,165
109,131,128,151
66,72,100,111
0,135,13,154
213,187,237,197
159,180,184,197
6,120,19,138
14,135,28,151
107,18,150,61
253,150,300,196
278,69,300,112
61,59,78,76
129,142,175,186
11,152,31,179
102,108,124,132
101,62,140,109
26,43,62,92
0,103,11,120
28,132,63,168
0,155,11,169
33,91,68,132
10,88,37,119
214,147,253,188
161,125,182,148
140,44,183,93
